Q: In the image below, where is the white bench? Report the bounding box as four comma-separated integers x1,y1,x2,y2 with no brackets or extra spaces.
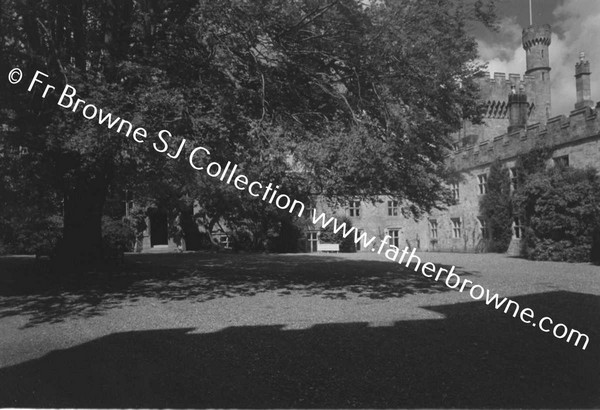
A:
317,243,340,252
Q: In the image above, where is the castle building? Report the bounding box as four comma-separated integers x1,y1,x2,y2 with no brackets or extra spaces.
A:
311,23,600,255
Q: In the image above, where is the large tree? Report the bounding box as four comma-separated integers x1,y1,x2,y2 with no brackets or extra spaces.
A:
0,0,496,267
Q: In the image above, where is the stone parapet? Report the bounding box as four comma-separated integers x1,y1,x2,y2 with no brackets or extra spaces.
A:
448,106,600,171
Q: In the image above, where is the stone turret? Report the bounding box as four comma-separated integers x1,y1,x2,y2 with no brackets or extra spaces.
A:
575,52,593,109
523,24,552,125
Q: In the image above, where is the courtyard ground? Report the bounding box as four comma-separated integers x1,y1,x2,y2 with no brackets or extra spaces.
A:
0,251,598,408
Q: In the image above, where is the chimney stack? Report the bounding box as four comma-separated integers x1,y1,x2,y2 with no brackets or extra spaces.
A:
508,85,528,133
575,52,593,109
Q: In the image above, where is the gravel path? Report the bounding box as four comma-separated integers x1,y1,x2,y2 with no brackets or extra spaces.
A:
0,252,598,407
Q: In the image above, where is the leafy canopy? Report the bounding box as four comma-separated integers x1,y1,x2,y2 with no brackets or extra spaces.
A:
0,0,496,258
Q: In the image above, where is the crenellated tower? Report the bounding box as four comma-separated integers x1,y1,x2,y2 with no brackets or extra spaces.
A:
522,24,552,125
454,22,556,146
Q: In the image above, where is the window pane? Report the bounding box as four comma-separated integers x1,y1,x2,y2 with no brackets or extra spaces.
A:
388,229,400,248
429,220,438,239
388,200,398,216
451,218,461,238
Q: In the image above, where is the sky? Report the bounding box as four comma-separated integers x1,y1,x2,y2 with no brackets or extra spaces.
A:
474,0,600,115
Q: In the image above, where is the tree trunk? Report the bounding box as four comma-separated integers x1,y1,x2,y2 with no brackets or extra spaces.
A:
70,0,86,71
592,228,600,265
53,176,109,272
179,206,203,251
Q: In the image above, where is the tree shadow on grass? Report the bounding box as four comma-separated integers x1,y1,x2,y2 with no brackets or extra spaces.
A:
0,290,597,408
0,253,470,327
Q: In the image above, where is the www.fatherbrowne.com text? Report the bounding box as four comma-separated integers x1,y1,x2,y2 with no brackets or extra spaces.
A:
310,211,590,350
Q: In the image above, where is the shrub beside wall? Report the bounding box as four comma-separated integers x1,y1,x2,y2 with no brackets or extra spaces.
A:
513,167,600,262
101,217,136,258
0,215,62,256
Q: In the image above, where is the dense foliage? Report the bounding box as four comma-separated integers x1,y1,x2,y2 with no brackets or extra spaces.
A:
101,217,136,258
513,167,600,262
514,145,552,184
479,160,512,252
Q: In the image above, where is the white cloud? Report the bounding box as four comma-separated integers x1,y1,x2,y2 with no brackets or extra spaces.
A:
477,2,600,115
477,17,525,77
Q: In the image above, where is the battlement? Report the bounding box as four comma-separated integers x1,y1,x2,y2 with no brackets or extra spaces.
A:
448,105,600,170
477,72,537,116
576,59,591,76
522,24,552,50
480,72,536,84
